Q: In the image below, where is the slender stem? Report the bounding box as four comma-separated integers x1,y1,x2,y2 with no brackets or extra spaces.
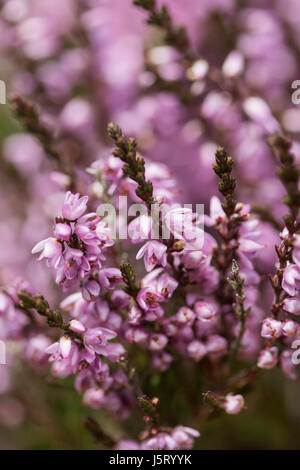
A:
17,291,84,344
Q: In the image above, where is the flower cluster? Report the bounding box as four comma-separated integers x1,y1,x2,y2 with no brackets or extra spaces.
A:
116,426,200,450
32,191,116,297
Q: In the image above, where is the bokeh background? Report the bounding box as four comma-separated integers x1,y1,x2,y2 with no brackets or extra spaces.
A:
0,0,300,449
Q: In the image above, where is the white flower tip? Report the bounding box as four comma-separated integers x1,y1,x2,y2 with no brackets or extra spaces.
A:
60,336,72,358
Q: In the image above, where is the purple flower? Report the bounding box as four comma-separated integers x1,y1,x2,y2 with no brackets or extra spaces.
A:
282,264,300,296
46,341,80,378
83,388,105,409
115,440,140,450
261,318,282,339
257,347,279,369
171,426,200,449
205,196,226,226
164,207,200,242
136,286,164,312
142,268,178,299
282,320,299,337
105,343,126,362
83,327,117,356
98,268,123,289
46,336,72,360
81,279,100,302
206,335,227,357
54,223,72,241
69,319,85,333
33,195,115,291
280,350,297,380
283,297,300,315
62,191,88,221
223,394,245,415
176,306,195,326
124,327,148,345
128,214,152,243
136,241,167,272
142,433,177,450
187,340,207,361
128,305,142,325
194,301,217,322
152,351,173,371
24,335,52,368
32,237,62,266
149,333,168,351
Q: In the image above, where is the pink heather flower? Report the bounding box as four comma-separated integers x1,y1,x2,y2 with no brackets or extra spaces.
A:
83,327,117,356
105,343,126,362
124,327,148,345
238,219,264,267
54,223,72,241
55,246,90,288
176,306,195,325
144,304,164,321
98,268,123,289
110,290,130,309
152,351,173,371
257,347,279,369
34,197,115,291
187,340,207,361
194,301,217,322
182,249,206,270
106,312,123,332
283,297,300,315
91,156,123,196
223,393,245,415
149,333,168,351
205,196,226,226
46,336,72,360
24,335,52,367
32,237,62,266
282,320,299,337
136,286,164,312
128,305,143,325
157,273,178,299
83,388,105,409
61,191,88,221
81,279,100,302
69,319,85,333
206,335,228,357
164,207,201,243
142,433,177,450
280,350,297,380
205,198,263,268
136,241,167,272
115,440,140,450
142,268,178,300
282,264,300,297
60,292,85,316
0,292,10,314
171,426,200,449
128,214,152,243
261,318,282,339
162,317,179,337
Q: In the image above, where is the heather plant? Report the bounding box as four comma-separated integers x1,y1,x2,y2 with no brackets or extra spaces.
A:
0,0,300,450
